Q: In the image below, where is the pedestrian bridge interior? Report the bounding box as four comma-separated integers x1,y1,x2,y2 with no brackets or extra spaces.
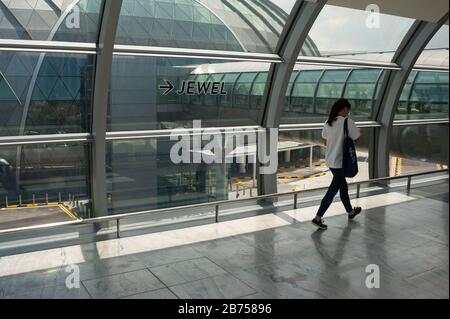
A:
0,177,448,298
0,0,449,299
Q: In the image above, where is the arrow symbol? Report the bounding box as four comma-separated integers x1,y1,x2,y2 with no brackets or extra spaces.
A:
159,80,174,95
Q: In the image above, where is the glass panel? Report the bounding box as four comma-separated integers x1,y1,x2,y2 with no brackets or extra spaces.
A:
292,83,316,98
292,70,323,97
343,69,383,119
218,73,240,109
302,5,414,62
250,72,268,109
395,71,449,120
316,70,351,113
0,0,102,42
0,143,90,215
282,66,385,124
234,72,258,108
203,73,225,107
115,0,296,53
277,128,372,192
416,25,449,68
107,135,259,215
287,69,322,114
399,72,417,101
294,68,347,121
389,124,449,176
283,71,300,110
0,51,94,136
425,25,449,50
108,56,270,131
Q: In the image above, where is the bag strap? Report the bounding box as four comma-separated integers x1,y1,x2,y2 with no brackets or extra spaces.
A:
344,118,349,139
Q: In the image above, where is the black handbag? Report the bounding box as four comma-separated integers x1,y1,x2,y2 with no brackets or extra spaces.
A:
343,118,359,178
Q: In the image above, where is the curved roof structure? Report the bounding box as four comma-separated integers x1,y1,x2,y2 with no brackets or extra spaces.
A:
0,0,320,54
0,0,101,42
0,0,322,136
193,0,319,54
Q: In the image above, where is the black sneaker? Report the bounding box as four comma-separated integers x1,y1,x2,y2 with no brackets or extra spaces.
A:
312,219,328,230
348,207,362,220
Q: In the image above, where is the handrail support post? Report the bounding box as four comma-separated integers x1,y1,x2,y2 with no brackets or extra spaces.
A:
407,176,412,192
215,205,219,223
294,193,298,209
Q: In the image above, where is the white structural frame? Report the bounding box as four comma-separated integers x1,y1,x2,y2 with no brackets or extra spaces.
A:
90,0,123,218
258,0,327,195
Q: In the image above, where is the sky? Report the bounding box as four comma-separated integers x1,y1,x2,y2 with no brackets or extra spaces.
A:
308,5,414,56
259,2,448,57
305,5,449,57
426,25,449,49
270,0,297,14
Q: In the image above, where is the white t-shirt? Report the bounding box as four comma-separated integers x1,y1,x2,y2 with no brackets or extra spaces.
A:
322,116,361,169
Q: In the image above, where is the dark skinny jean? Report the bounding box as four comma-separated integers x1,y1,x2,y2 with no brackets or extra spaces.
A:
317,168,353,218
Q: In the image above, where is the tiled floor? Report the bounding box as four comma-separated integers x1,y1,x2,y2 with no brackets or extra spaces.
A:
0,181,448,299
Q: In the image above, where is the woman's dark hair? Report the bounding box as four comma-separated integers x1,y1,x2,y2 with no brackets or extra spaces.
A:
326,98,351,126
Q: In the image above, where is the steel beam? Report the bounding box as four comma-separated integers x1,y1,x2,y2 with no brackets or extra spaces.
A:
297,56,401,70
91,0,123,218
258,0,326,195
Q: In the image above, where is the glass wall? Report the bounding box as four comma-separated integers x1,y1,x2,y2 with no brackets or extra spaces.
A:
0,0,448,229
389,124,449,176
315,69,351,116
408,26,449,119
107,132,259,215
302,4,414,62
277,128,372,192
425,25,449,51
0,0,101,227
343,69,383,119
115,0,296,53
396,71,449,120
416,25,449,68
391,25,449,176
108,56,270,131
0,143,90,208
0,51,95,136
110,59,441,130
106,56,448,130
281,66,385,124
0,0,102,42
287,68,321,117
391,24,450,175
106,137,223,214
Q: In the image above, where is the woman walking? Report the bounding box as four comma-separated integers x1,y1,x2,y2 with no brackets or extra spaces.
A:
312,99,362,230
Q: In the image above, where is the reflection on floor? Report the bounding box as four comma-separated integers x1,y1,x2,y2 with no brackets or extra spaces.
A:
0,182,448,299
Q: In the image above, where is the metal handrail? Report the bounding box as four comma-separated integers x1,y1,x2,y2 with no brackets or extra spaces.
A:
113,45,283,63
0,169,448,237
